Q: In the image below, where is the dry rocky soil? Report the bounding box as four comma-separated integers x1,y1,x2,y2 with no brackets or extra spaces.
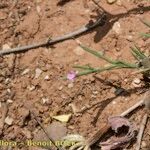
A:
0,0,150,150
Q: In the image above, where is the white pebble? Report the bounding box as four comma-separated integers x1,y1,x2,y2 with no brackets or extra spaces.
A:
42,98,49,104
68,83,74,88
5,116,13,125
36,6,41,14
132,78,141,87
44,75,50,80
35,68,42,78
58,86,63,91
28,85,36,91
112,22,122,34
112,101,117,105
116,0,122,6
22,68,30,75
141,141,147,148
126,35,133,42
7,99,13,104
107,0,116,4
133,78,141,84
2,44,11,50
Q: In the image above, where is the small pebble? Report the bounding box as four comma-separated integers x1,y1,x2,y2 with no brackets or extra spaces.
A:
91,94,97,98
92,91,98,95
126,35,133,42
7,99,13,104
141,141,147,148
132,78,141,87
68,83,74,88
7,89,11,93
107,0,116,4
5,116,13,125
36,5,41,14
28,85,36,91
58,86,63,91
73,46,85,56
44,75,50,80
112,22,122,34
133,78,141,84
35,68,42,78
116,0,122,6
68,125,75,130
21,68,30,75
2,44,11,50
42,98,49,104
112,101,117,105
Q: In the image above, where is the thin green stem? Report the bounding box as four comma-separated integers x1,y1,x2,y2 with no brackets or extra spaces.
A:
79,44,117,64
77,65,117,77
73,65,95,70
141,33,150,38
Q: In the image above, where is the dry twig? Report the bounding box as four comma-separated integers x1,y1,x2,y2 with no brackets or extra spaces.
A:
29,109,60,150
135,114,149,150
0,14,106,56
69,90,150,150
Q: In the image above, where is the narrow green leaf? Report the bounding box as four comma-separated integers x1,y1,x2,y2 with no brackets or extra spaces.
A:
77,65,117,76
79,44,116,64
130,46,146,60
73,65,95,70
141,33,150,38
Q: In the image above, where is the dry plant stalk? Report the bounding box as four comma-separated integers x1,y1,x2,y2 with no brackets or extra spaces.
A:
84,90,150,149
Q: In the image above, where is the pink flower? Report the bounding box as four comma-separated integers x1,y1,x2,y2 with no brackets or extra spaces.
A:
67,71,76,81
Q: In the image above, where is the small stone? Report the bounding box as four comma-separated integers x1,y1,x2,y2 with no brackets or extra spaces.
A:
73,46,85,56
28,85,36,91
112,101,117,105
68,83,74,88
7,89,11,93
124,79,128,82
91,94,97,98
116,0,122,6
44,75,50,80
2,44,11,50
141,141,147,148
35,68,42,78
68,125,75,130
5,116,13,125
107,0,116,4
126,35,133,42
7,99,13,104
132,78,141,87
92,91,98,95
42,98,49,104
36,5,41,14
112,22,122,34
58,86,63,91
133,78,141,84
21,68,30,75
